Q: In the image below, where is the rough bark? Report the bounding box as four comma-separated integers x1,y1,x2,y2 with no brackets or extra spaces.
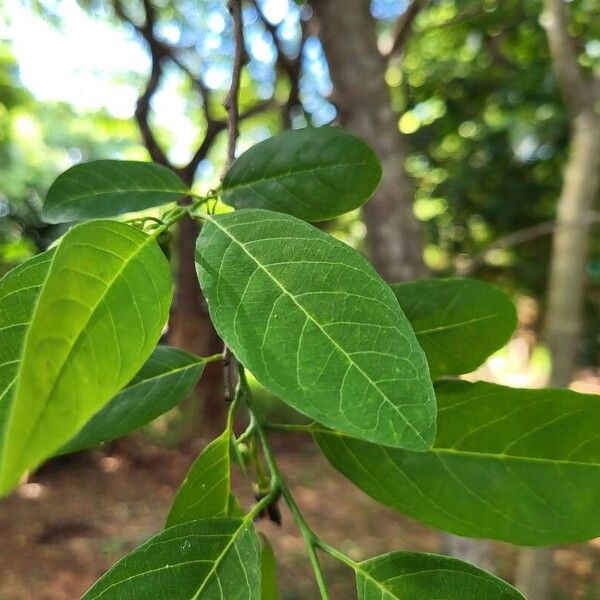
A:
311,0,494,570
516,1,600,597
310,0,427,282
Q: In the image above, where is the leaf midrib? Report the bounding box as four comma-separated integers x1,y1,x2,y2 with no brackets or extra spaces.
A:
207,215,428,447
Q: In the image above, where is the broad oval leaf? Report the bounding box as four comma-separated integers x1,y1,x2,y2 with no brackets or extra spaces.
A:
392,278,517,379
0,251,56,454
316,380,600,545
60,346,203,455
43,160,189,224
82,518,261,600
221,127,382,222
0,220,172,494
356,552,524,599
167,428,231,527
196,209,436,451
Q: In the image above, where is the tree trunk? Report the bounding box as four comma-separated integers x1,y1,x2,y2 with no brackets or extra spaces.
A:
516,109,600,600
311,0,494,570
310,0,427,282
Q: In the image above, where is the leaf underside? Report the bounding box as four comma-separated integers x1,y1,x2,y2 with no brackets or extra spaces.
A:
316,380,600,545
196,209,436,451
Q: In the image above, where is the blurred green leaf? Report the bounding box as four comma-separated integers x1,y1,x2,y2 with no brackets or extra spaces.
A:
259,533,278,600
392,278,517,378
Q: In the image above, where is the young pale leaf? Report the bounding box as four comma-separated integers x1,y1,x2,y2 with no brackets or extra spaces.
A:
43,160,189,223
0,251,56,456
59,346,203,455
196,209,436,451
221,127,382,222
355,552,524,599
392,278,517,378
82,518,261,599
0,220,172,495
316,380,600,545
259,533,278,600
166,428,231,527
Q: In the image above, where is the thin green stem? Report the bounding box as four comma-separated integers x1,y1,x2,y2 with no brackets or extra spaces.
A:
201,353,224,364
316,540,358,570
239,369,331,600
263,422,314,434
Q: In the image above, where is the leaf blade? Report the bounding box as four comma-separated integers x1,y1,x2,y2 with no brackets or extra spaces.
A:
222,127,382,221
0,220,172,494
82,518,261,600
355,552,524,599
196,209,435,451
43,160,189,223
59,346,203,454
316,380,600,545
392,278,517,378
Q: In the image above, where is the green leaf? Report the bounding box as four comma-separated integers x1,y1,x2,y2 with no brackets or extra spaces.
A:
43,160,189,224
82,518,261,599
392,278,517,378
316,380,600,545
59,346,203,455
167,428,232,527
259,534,278,600
196,209,435,451
355,552,524,599
0,220,172,494
0,251,56,453
221,127,382,222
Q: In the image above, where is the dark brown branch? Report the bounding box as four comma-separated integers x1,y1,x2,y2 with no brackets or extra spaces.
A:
456,211,600,275
224,0,245,168
543,0,594,113
384,0,425,58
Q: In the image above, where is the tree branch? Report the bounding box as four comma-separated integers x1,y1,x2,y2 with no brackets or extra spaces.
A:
384,0,425,58
543,0,594,113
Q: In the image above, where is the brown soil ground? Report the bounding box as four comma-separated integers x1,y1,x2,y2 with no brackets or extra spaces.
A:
0,434,598,600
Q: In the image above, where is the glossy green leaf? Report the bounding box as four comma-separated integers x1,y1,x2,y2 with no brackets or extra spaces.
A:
43,160,188,224
0,220,172,494
259,534,278,600
196,209,436,451
221,127,382,222
0,251,56,453
167,428,231,527
392,278,517,378
355,552,524,599
316,380,600,545
59,346,203,455
82,518,261,599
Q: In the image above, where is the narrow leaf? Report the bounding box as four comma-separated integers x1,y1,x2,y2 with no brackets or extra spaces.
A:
0,220,172,494
196,209,436,451
392,278,517,378
43,160,189,223
316,380,600,545
167,428,232,527
82,518,261,599
59,346,203,454
221,127,382,222
355,552,524,599
259,533,278,600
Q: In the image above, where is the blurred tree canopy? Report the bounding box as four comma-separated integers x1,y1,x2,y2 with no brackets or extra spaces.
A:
1,0,599,353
